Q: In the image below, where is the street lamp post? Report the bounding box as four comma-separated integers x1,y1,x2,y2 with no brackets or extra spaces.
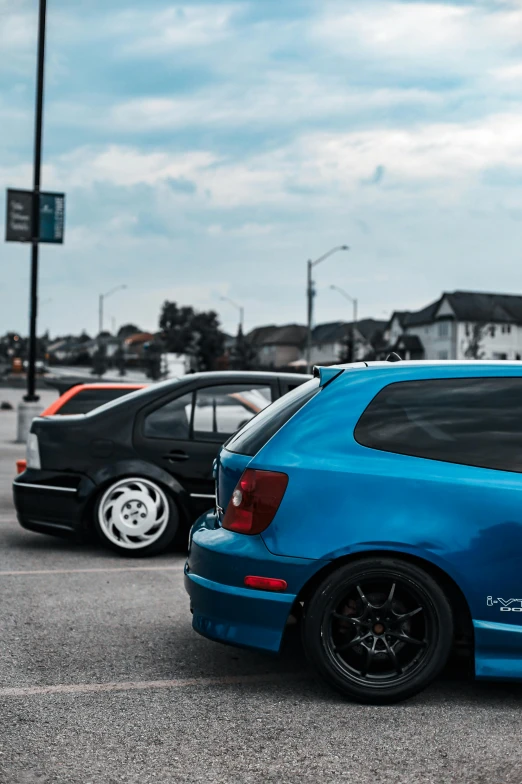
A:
330,285,358,362
220,295,244,333
306,246,349,373
99,285,127,335
25,0,48,403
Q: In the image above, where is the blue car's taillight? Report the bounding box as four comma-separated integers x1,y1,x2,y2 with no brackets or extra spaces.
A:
222,468,288,535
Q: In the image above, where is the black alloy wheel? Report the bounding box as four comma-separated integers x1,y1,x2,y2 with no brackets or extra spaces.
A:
302,558,454,704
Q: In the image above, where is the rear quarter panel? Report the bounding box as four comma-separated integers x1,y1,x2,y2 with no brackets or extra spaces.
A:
254,365,522,629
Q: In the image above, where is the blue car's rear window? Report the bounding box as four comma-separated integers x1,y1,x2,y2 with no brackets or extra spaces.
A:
225,378,319,456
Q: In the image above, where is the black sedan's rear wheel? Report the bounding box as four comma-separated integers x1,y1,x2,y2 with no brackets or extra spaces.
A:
94,477,179,557
302,558,453,704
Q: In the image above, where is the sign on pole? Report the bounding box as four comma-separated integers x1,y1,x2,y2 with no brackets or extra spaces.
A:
5,189,33,242
5,188,65,244
39,191,65,243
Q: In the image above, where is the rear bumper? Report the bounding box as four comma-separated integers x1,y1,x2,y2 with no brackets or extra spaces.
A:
13,469,96,538
184,511,327,653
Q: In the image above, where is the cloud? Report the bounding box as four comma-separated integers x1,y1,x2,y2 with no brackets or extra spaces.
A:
3,0,522,339
361,165,386,186
314,1,522,69
492,63,522,80
118,5,238,54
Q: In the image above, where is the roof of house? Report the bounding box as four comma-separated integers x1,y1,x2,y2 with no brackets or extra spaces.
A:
356,319,388,342
395,334,424,352
389,311,411,328
395,291,522,330
311,321,348,343
246,325,280,346
124,332,155,346
247,324,307,347
312,319,387,345
444,291,522,323
404,300,441,326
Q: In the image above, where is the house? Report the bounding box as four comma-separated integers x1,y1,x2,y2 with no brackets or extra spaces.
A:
47,337,91,363
383,291,522,360
247,324,307,369
309,319,387,365
123,332,155,360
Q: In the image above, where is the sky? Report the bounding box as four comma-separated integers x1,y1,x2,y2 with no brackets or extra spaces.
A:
1,0,522,338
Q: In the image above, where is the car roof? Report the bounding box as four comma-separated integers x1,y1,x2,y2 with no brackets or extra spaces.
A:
329,360,522,371
63,382,145,389
178,370,311,381
313,360,522,386
82,370,311,418
42,382,146,417
368,360,522,369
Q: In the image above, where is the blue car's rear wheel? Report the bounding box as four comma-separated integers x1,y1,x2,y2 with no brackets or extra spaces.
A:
302,558,453,704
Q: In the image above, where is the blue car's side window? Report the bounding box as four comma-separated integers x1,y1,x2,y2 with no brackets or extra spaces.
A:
226,378,320,457
355,377,522,473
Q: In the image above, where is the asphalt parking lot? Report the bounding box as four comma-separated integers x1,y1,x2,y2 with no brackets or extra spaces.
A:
1,390,522,783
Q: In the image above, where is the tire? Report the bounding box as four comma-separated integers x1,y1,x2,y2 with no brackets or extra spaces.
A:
302,557,453,704
94,477,180,557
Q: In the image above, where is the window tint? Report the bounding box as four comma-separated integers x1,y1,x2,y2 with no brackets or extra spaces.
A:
226,378,320,456
355,377,522,473
193,385,272,439
58,388,138,415
143,393,194,439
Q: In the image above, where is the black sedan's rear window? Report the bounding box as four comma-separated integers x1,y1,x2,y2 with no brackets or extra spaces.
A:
58,388,138,415
225,378,319,456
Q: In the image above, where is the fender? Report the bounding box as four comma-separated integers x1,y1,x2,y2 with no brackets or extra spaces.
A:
87,458,192,524
317,541,472,606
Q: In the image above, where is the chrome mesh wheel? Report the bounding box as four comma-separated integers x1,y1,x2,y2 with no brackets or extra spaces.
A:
97,478,169,550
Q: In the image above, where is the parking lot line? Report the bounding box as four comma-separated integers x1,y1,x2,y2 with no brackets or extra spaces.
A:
0,565,185,576
0,672,305,698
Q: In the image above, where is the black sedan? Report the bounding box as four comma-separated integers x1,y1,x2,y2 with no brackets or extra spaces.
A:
13,371,309,556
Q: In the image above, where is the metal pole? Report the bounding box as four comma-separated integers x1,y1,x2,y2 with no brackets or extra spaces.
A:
25,0,47,403
240,306,244,333
306,260,313,373
98,294,103,335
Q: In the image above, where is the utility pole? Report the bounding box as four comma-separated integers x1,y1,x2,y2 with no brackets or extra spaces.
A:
98,285,126,336
220,295,244,333
25,0,48,403
306,246,349,373
306,260,313,372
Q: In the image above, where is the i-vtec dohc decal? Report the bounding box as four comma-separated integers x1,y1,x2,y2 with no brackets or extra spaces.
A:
487,596,522,612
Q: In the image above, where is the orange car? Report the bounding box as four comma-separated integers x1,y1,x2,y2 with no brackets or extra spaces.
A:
16,382,146,474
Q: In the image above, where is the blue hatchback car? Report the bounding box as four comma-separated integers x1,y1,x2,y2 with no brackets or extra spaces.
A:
185,360,522,703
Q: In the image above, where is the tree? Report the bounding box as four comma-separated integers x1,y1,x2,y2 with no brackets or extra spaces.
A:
338,325,359,364
113,346,127,377
190,311,225,371
91,343,108,377
159,301,225,372
229,326,257,370
159,302,195,353
118,324,141,340
144,340,163,381
463,323,488,359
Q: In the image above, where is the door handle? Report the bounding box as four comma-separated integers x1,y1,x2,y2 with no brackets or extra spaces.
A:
163,450,189,462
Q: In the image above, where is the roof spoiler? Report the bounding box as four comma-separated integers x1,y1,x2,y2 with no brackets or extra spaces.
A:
313,366,345,387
